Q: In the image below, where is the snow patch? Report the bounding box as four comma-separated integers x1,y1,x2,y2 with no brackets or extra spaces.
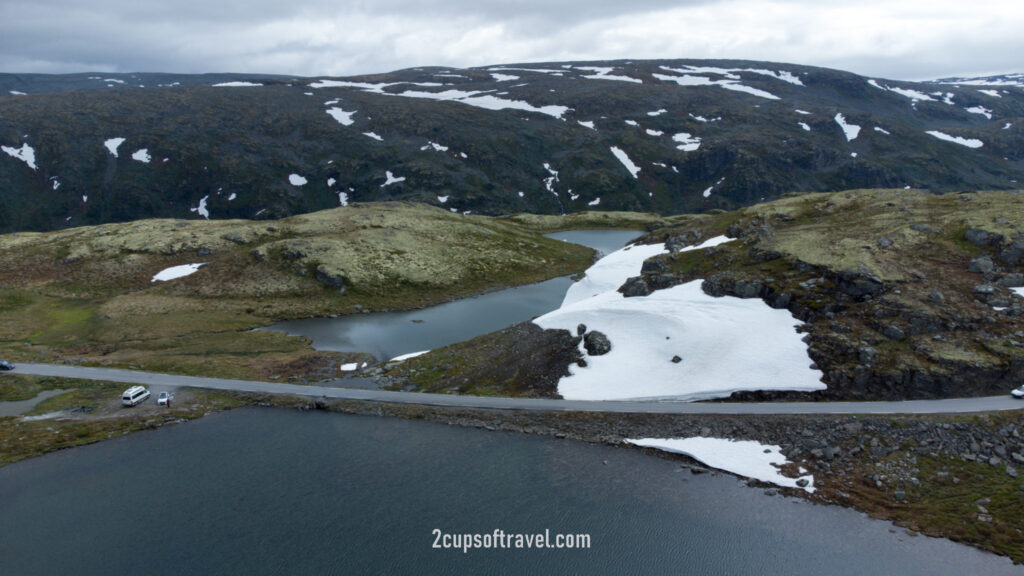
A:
9,90,26,96
965,106,993,119
212,81,263,87
575,66,642,84
104,137,125,157
625,437,815,492
624,120,639,127
437,195,449,204
1,143,37,170
868,79,935,102
228,193,237,201
798,122,811,131
672,132,701,151
190,196,210,219
543,163,559,194
645,129,664,137
609,146,641,179
421,141,449,152
874,126,891,135
327,177,336,187
363,132,383,141
289,174,308,186
577,120,595,130
338,191,349,206
794,109,811,115
834,113,861,141
152,263,206,282
587,197,600,207
131,149,151,163
390,350,429,362
926,130,984,148
491,73,519,82
381,171,405,188
647,109,667,116
326,107,356,126
978,89,1001,98
339,362,360,372
655,66,782,99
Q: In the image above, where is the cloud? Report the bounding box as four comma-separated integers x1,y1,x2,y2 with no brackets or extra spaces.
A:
0,0,1021,79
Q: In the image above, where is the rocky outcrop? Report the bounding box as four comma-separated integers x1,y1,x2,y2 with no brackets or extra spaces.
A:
315,265,347,290
583,330,612,356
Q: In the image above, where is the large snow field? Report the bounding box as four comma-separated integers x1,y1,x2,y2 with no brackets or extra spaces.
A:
626,437,815,492
534,237,824,401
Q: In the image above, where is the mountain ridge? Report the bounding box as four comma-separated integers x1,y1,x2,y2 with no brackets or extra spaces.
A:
1,59,1021,232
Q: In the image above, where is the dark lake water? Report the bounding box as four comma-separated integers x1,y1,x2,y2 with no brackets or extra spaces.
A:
263,230,641,360
0,408,1019,575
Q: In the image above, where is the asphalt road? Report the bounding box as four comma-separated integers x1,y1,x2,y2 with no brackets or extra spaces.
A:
7,362,1023,415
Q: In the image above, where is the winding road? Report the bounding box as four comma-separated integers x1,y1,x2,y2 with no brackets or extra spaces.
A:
7,362,1023,415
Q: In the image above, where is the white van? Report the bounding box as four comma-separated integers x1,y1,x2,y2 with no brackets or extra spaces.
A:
122,386,151,407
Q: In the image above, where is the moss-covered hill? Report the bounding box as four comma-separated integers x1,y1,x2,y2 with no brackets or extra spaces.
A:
385,189,1024,400
0,202,601,379
1,59,1022,232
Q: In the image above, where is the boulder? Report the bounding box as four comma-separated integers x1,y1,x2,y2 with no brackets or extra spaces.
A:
665,230,703,253
835,270,884,301
967,256,995,274
911,223,941,234
882,325,906,341
965,228,1004,247
620,276,652,297
997,273,1024,288
999,241,1024,266
640,258,668,275
583,331,612,356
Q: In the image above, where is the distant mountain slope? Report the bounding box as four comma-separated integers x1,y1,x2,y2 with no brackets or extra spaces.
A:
1,60,1022,232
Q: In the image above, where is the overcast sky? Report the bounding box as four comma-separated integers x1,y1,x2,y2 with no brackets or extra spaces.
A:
1,0,1021,81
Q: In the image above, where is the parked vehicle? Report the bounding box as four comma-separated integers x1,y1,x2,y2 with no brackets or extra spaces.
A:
157,391,174,406
0,360,14,371
121,386,150,407
1012,385,1024,399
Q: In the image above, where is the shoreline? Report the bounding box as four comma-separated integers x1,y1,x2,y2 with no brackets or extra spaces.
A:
3,382,1023,562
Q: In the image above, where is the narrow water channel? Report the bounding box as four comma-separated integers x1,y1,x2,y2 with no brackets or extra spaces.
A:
263,230,642,360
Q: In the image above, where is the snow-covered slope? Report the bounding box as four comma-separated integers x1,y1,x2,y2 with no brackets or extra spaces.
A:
534,237,825,401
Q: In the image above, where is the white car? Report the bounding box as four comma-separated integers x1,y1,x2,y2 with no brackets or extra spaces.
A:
1012,385,1024,399
157,391,175,406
